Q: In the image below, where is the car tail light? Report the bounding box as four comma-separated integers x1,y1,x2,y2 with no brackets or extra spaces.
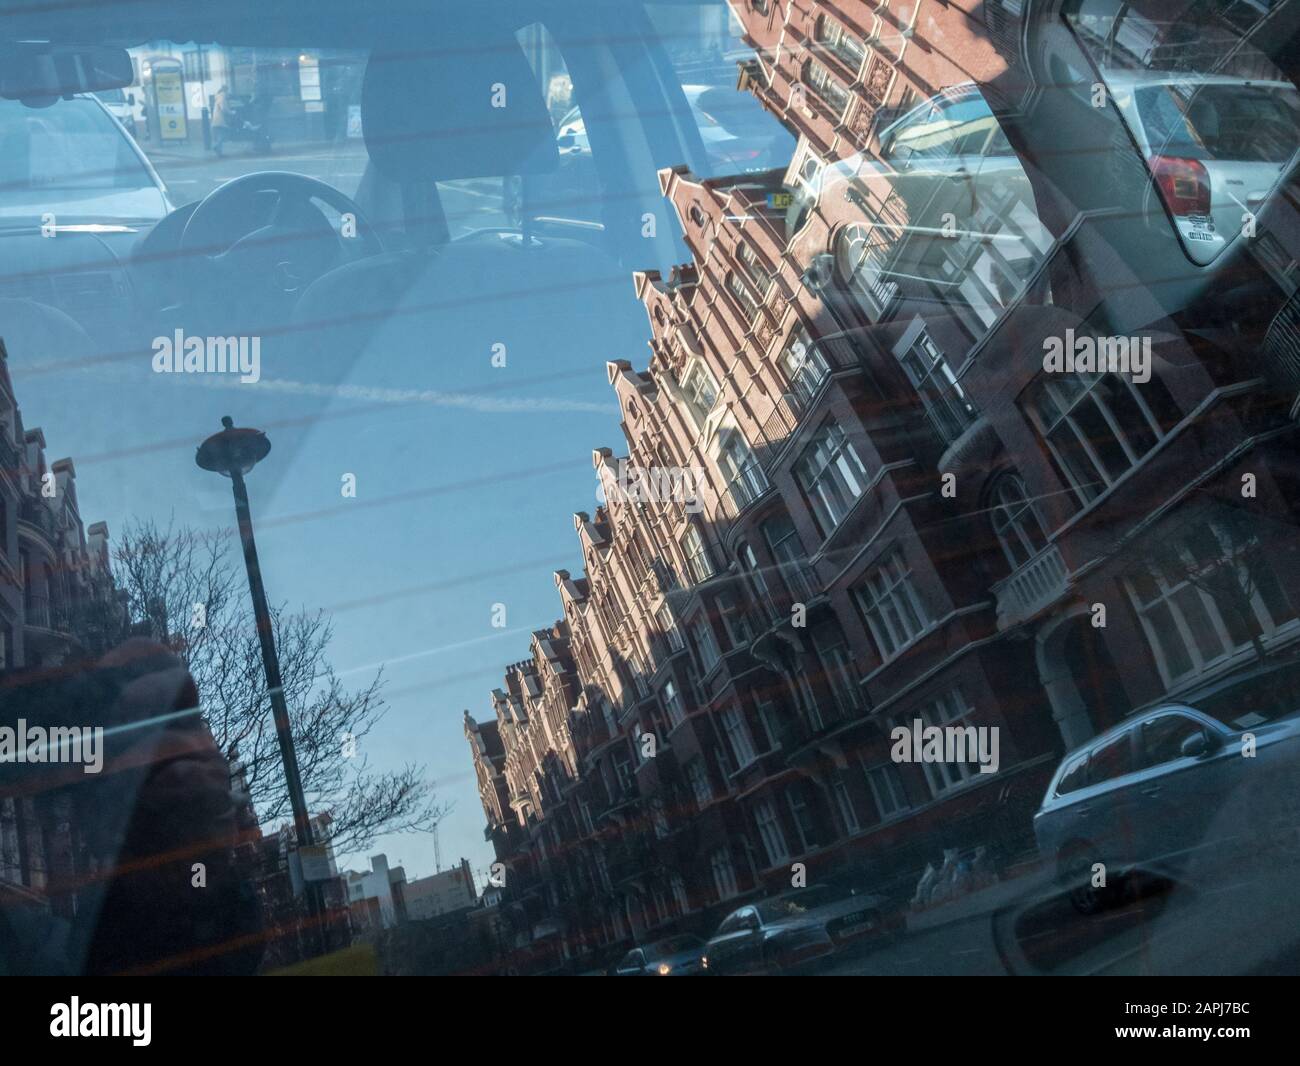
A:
1150,155,1211,217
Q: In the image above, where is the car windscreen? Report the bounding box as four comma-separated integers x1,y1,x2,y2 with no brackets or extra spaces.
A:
882,92,997,165
646,936,701,957
757,887,850,921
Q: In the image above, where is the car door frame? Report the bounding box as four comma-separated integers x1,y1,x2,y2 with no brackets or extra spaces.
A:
1066,722,1148,874
1132,705,1238,870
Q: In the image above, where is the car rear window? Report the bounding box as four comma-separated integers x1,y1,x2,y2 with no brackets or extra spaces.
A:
1135,84,1300,164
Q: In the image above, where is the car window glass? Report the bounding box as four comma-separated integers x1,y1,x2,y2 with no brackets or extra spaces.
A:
1056,752,1091,796
1141,714,1206,766
1087,732,1137,784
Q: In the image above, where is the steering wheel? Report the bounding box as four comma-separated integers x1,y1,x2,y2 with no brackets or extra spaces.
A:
178,171,384,327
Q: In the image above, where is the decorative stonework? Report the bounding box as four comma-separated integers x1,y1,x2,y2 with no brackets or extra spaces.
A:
863,52,894,109
849,97,876,142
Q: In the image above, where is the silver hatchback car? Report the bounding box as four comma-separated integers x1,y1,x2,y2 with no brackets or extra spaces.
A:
1034,660,1300,913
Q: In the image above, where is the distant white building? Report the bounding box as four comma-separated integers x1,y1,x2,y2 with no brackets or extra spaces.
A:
344,854,407,930
402,859,478,922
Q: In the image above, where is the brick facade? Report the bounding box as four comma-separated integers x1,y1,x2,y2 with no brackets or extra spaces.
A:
467,0,1300,972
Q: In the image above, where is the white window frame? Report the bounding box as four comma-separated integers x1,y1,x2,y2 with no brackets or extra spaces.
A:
779,325,831,408
803,56,850,118
786,786,819,852
680,359,720,428
814,13,867,74
990,473,1048,569
856,547,931,661
794,418,872,534
681,524,715,585
837,220,900,320
894,323,978,444
865,761,910,819
897,688,980,798
832,773,861,833
711,849,739,900
691,616,722,675
754,799,790,866
1125,519,1296,687
688,758,713,807
721,705,757,769
662,678,687,729
1027,368,1172,506
657,602,685,652
716,427,769,509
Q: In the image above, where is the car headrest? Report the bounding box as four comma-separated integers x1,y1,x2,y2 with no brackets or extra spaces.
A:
362,32,558,182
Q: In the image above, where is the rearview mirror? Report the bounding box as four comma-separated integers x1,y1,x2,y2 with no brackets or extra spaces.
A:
0,43,134,101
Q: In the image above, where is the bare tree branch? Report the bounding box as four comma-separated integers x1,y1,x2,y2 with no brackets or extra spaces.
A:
99,517,450,858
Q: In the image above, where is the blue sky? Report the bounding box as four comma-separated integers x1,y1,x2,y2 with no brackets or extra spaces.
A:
13,261,656,888
4,0,776,892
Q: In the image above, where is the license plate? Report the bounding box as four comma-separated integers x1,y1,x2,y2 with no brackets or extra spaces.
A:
837,915,875,937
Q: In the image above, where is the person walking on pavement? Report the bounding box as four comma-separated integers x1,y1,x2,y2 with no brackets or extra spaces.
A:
211,85,230,156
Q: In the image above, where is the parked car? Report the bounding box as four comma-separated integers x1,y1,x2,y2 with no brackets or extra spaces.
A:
93,85,140,131
1105,72,1300,265
0,93,171,228
808,81,1054,314
609,935,706,976
702,884,895,975
1034,659,1300,914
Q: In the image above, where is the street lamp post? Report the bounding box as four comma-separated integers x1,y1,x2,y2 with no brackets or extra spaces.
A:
196,416,326,956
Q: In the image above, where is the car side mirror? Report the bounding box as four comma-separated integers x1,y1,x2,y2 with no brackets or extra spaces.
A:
557,132,576,150
1180,732,1216,759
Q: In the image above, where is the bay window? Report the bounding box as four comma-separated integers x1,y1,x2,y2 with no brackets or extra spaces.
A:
794,418,872,534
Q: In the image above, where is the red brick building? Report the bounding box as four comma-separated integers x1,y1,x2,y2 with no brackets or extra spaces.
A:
0,337,118,911
467,0,1300,971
